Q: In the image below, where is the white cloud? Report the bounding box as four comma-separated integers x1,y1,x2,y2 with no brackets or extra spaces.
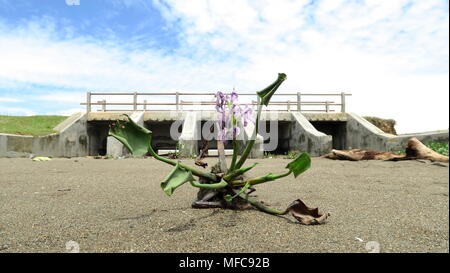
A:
0,0,448,133
0,97,22,102
57,108,85,116
0,107,36,116
35,92,85,103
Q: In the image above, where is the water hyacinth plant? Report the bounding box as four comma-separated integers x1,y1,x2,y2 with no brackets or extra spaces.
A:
109,73,329,225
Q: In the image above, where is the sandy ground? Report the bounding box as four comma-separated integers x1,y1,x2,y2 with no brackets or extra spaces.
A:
0,157,448,253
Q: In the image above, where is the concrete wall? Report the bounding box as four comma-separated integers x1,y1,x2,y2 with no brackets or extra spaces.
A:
0,113,89,158
289,112,333,156
2,111,447,158
346,112,449,151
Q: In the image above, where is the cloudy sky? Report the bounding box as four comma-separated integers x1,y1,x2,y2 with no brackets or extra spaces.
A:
0,0,448,133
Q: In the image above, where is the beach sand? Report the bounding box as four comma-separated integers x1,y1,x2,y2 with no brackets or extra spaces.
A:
0,157,448,253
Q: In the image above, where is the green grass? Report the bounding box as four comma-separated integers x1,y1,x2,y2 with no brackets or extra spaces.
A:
426,141,449,156
0,115,68,136
392,141,449,156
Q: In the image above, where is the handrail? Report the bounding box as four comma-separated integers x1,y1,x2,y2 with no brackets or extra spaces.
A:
81,91,351,113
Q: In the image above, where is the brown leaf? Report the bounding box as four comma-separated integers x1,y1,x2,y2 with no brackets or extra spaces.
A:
286,199,330,225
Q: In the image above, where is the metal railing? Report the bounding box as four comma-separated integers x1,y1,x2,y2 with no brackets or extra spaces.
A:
80,92,351,113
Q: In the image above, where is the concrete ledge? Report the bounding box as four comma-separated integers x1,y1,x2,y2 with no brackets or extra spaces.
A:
346,112,449,151
54,112,84,132
289,112,332,156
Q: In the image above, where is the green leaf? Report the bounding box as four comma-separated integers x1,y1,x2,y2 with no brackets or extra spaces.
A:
224,194,233,202
286,152,311,178
256,73,287,106
108,114,152,157
161,163,196,196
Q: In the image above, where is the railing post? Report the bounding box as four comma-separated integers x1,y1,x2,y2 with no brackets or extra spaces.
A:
287,100,291,112
176,92,179,112
86,92,91,113
297,92,301,112
133,92,137,111
143,100,147,112
325,101,330,113
341,92,346,112
101,100,106,112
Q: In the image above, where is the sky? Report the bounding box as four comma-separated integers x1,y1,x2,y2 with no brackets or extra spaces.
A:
0,0,448,134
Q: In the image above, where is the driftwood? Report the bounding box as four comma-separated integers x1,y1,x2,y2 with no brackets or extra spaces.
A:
323,138,448,163
194,139,209,168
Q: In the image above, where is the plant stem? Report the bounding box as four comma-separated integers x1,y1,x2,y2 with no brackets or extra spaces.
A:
234,104,263,169
235,190,287,215
147,136,218,182
223,162,258,182
190,180,228,189
229,135,238,172
232,170,292,186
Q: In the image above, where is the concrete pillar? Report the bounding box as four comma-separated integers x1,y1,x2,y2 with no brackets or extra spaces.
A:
341,92,346,112
179,112,199,157
107,111,145,157
86,92,91,113
289,112,332,156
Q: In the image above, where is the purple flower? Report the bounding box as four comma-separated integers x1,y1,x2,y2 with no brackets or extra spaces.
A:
240,105,255,127
214,90,254,143
230,91,238,104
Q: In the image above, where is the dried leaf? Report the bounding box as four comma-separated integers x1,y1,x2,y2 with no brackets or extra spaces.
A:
286,199,330,225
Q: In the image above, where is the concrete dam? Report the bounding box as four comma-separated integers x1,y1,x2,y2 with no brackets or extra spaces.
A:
1,111,448,158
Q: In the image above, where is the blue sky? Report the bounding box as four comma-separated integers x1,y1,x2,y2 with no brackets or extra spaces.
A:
0,0,448,133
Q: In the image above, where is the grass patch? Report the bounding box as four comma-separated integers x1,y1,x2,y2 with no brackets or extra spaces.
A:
363,116,397,135
426,141,449,156
392,141,449,156
0,115,68,136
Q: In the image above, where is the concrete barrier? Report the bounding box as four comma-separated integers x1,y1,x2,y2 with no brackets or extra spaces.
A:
2,111,447,158
289,112,333,156
0,112,89,158
346,112,449,151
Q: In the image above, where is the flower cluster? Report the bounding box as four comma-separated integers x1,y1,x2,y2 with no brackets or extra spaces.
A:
215,91,255,143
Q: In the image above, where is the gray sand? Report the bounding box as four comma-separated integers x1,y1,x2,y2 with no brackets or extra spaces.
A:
0,157,448,253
